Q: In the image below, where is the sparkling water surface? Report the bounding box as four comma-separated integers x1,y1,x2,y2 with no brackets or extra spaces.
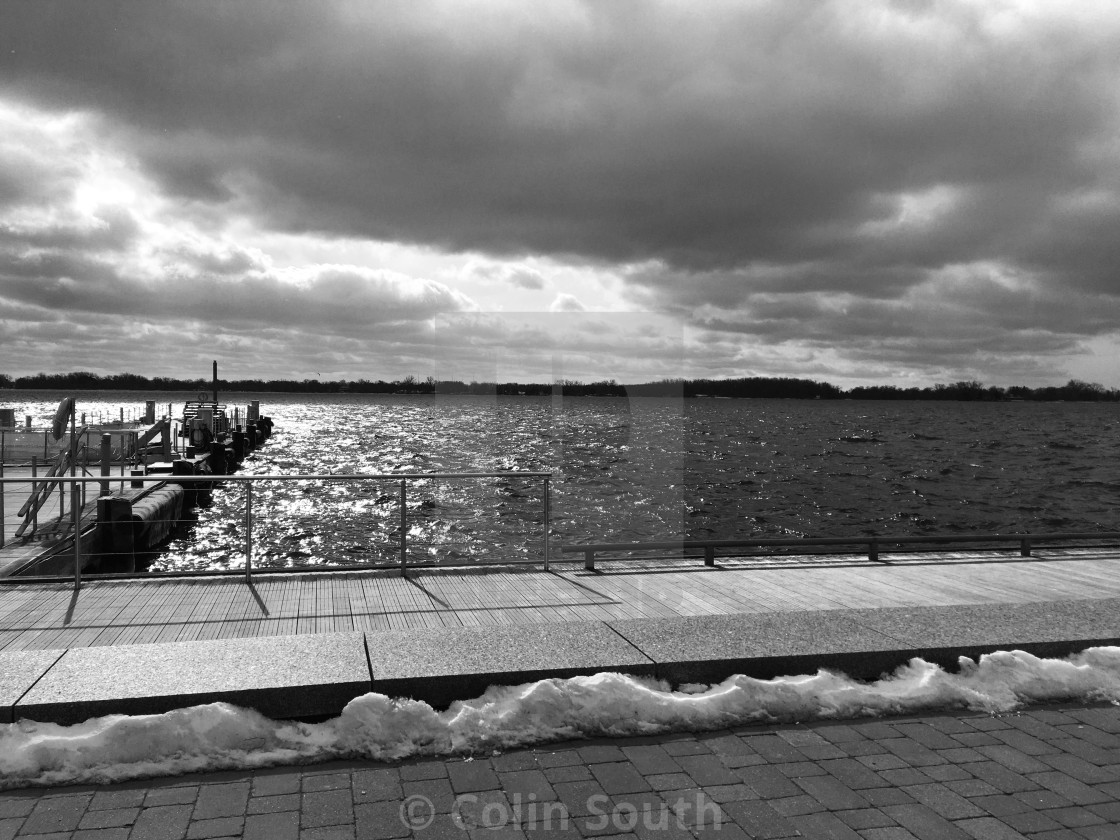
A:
5,391,1120,571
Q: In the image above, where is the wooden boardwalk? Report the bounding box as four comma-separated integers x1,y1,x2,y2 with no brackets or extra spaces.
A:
1,546,1120,651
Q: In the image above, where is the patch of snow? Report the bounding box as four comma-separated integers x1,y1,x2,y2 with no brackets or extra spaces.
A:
4,647,1120,789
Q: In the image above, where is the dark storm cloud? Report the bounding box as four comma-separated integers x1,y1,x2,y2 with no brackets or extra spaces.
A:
2,1,1120,382
4,1,1115,273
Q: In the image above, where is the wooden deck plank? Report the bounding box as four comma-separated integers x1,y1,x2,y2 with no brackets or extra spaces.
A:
3,549,1120,650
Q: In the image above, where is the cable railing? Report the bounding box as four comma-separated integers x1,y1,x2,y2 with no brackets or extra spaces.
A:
563,532,1120,569
0,472,553,587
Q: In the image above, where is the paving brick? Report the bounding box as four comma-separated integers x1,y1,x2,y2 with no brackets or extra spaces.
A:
1005,715,1069,742
185,816,245,838
0,795,37,820
663,789,722,827
492,752,541,773
193,783,250,819
247,793,301,814
244,810,300,840
861,787,917,807
768,794,826,817
951,816,1031,839
741,734,807,763
1001,809,1064,834
976,745,1052,774
882,738,948,768
303,773,351,793
702,784,758,803
973,795,1032,817
499,770,557,802
944,779,1002,798
89,790,145,811
819,758,890,790
851,722,902,740
1086,800,1120,821
1046,805,1107,828
454,790,512,830
302,789,354,828
544,765,592,784
775,760,828,778
670,754,740,786
552,781,608,818
920,764,973,782
352,769,402,804
403,779,457,814
787,811,863,839
719,799,801,839
697,734,755,756
21,795,92,834
859,829,923,840
1038,752,1120,783
892,723,961,750
129,804,193,840
448,761,501,794
899,783,984,819
966,717,1013,732
842,740,890,757
660,739,711,756
834,807,895,830
619,746,681,776
1068,708,1120,734
812,724,868,744
642,773,696,792
859,754,909,771
989,728,1062,756
252,771,301,797
354,801,411,840
577,746,627,765
793,775,869,811
881,802,972,839
952,732,1003,748
1012,789,1074,810
77,807,140,829
735,765,802,799
589,763,651,795
401,761,450,781
878,768,934,787
71,828,131,840
1027,771,1114,805
961,761,1040,794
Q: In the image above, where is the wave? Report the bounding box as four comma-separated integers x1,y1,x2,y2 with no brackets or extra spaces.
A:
4,648,1120,790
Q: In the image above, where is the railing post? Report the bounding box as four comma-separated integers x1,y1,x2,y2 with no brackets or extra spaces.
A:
704,545,715,566
400,479,408,576
100,433,112,496
584,549,596,571
72,480,81,590
244,481,253,583
1020,537,1031,557
0,461,5,550
869,538,879,563
543,476,551,571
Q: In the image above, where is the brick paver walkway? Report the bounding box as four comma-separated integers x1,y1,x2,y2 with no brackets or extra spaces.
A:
4,704,1120,839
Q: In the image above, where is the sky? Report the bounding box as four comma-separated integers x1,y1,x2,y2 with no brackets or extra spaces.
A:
1,1,1119,388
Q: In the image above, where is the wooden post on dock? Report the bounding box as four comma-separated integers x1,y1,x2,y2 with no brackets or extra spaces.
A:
400,479,407,576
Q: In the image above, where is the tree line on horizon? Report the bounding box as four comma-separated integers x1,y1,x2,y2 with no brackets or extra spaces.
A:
2,371,1118,401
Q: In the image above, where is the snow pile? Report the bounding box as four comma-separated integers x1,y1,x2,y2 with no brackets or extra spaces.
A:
4,647,1120,789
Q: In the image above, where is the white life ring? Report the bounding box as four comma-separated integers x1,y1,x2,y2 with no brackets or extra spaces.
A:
51,397,74,441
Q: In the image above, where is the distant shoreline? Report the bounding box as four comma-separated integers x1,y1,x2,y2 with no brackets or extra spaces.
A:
2,373,1118,402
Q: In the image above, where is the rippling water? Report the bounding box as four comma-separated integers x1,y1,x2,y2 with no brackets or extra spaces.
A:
6,391,1120,571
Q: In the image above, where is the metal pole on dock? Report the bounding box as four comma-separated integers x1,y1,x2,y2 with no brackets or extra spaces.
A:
543,476,551,571
72,480,81,590
400,479,407,576
0,458,5,549
245,482,253,583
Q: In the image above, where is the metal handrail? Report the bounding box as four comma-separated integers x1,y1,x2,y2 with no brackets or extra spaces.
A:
0,471,554,586
563,532,1120,569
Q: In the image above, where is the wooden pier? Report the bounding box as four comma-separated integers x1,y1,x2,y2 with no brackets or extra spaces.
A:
2,545,1119,651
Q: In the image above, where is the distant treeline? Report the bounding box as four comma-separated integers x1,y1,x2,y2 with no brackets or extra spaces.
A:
1,372,1118,401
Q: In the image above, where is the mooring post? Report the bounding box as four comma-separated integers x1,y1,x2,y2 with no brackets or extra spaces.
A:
400,479,407,576
245,482,253,583
543,476,551,571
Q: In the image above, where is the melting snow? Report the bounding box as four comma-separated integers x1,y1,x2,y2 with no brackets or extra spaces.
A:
4,647,1120,789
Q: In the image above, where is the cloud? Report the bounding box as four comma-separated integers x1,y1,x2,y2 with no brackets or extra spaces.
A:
2,1,1120,384
549,293,586,312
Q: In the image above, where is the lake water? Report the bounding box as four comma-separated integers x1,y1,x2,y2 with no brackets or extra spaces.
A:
5,391,1120,571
